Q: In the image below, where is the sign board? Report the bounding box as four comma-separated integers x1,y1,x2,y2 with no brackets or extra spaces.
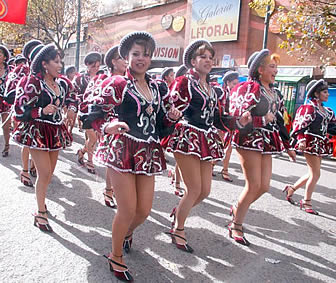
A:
190,0,241,42
152,45,181,62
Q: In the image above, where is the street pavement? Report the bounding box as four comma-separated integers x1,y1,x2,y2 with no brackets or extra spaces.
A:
1,127,336,283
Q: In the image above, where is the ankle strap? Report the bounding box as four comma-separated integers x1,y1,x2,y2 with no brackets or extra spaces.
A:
233,222,242,226
175,227,184,231
304,199,311,202
22,170,28,173
112,254,123,258
38,210,48,214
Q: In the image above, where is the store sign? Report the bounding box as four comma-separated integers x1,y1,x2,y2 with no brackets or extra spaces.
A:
152,45,181,62
190,0,241,42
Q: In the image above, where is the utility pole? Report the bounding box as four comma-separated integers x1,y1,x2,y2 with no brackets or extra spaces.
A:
263,4,271,49
75,0,81,70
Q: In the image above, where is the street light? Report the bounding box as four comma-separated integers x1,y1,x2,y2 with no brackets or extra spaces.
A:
263,4,271,49
75,0,81,70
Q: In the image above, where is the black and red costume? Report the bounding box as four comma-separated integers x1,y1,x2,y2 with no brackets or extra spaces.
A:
165,68,236,161
0,66,11,113
73,72,91,105
229,81,291,154
82,68,175,175
291,98,336,156
12,74,77,150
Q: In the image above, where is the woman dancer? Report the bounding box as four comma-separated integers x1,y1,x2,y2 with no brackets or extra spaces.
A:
0,45,12,157
82,31,181,281
166,40,251,252
228,50,296,246
74,52,101,173
12,44,77,232
283,79,336,215
219,70,240,182
5,40,43,186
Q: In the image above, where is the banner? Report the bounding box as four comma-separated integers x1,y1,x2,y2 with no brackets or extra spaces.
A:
190,0,241,42
0,0,28,25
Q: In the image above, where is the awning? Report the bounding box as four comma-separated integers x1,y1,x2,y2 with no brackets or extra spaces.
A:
324,66,336,79
238,66,314,78
276,75,310,83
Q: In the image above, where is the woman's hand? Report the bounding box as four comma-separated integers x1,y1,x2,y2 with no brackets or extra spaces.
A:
238,111,252,127
287,149,296,162
66,109,76,129
168,105,182,121
104,120,130,135
264,112,275,124
298,140,306,152
42,104,58,115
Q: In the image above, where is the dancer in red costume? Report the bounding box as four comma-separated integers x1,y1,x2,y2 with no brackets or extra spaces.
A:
12,44,77,232
82,31,181,281
228,50,296,246
283,79,336,215
165,40,251,252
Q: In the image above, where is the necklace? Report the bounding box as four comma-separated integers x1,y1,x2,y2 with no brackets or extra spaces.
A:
135,81,153,102
199,81,210,95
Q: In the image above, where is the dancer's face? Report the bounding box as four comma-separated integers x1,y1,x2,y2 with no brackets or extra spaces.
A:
42,54,62,78
127,43,151,76
87,61,100,77
112,55,127,76
317,89,329,102
191,49,213,75
227,78,239,90
258,58,278,84
165,71,175,85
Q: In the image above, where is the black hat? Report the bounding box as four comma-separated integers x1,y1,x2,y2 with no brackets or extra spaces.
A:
175,65,187,78
104,45,119,69
248,49,270,79
0,45,10,63
223,71,239,84
14,54,27,64
31,43,56,74
161,67,174,80
183,39,212,69
118,31,156,60
84,52,102,65
29,44,44,62
65,65,76,75
23,39,43,59
306,79,327,99
8,57,15,66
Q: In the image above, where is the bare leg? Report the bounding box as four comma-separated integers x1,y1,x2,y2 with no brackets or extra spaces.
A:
1,113,11,155
303,153,321,206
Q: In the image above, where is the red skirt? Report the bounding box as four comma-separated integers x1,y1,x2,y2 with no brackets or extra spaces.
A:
96,134,166,176
165,123,225,161
232,128,284,154
12,121,72,150
299,134,332,157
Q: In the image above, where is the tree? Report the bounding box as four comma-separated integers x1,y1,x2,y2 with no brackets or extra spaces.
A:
249,0,336,66
0,0,100,58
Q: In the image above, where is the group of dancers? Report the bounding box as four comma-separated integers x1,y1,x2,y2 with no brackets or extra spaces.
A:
0,31,335,282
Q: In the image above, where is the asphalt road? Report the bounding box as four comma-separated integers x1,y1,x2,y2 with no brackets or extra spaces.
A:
1,127,335,282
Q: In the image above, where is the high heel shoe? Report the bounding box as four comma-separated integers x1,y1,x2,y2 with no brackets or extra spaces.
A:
170,207,177,230
103,254,133,282
228,222,250,246
20,170,33,187
2,144,9,157
103,189,116,208
283,185,296,205
174,183,185,198
86,161,96,174
76,149,85,166
300,199,319,215
123,234,133,253
166,228,194,253
33,210,53,232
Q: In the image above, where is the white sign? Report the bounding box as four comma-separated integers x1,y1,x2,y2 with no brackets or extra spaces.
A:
222,54,231,68
152,45,181,62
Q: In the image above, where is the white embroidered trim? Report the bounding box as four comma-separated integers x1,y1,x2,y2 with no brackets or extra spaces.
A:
101,121,110,134
178,120,218,134
166,148,224,161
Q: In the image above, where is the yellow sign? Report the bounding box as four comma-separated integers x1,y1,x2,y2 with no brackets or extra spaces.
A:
172,16,185,32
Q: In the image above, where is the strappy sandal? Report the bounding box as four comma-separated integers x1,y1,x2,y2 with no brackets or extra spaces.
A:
174,182,185,198
76,149,85,166
221,169,233,182
212,163,217,177
300,199,319,215
86,161,96,174
103,254,133,282
103,188,116,208
2,144,9,157
123,234,133,253
20,170,33,187
168,169,175,184
165,228,194,253
283,185,296,205
228,222,250,246
33,210,53,232
29,160,37,177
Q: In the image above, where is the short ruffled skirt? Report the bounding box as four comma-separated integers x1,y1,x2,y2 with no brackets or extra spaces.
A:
297,134,332,157
232,128,285,154
96,134,166,176
12,121,72,150
165,122,225,161
0,97,10,113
